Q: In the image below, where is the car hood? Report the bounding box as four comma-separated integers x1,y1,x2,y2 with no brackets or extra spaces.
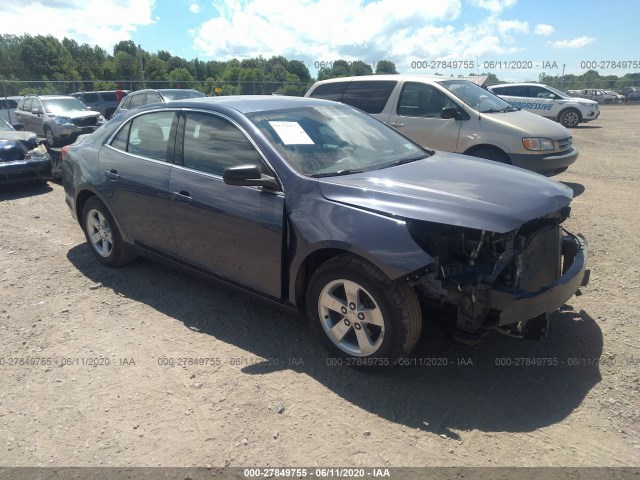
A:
318,152,573,233
0,131,39,162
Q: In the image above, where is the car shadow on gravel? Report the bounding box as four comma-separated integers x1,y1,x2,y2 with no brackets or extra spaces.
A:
67,244,602,437
561,182,586,198
0,181,52,201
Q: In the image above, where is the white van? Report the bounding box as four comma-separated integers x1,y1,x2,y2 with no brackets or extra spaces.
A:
305,75,578,175
488,83,599,128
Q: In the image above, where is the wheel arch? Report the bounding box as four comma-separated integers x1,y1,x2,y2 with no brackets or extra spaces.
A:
463,144,511,163
292,246,415,315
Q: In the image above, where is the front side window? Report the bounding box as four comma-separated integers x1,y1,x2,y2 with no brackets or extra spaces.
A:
439,80,512,113
182,112,266,176
145,93,163,105
397,82,457,117
110,111,176,161
129,94,146,108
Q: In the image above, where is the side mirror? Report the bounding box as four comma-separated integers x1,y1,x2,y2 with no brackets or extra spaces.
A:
548,94,556,99
31,107,43,115
223,164,280,190
12,123,25,131
441,107,465,120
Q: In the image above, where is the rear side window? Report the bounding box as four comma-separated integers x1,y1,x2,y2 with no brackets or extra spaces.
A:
101,92,117,101
495,85,527,97
308,82,348,101
84,93,98,103
110,111,176,162
341,81,397,114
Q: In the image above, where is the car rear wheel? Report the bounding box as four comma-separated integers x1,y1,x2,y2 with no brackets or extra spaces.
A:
307,255,421,366
81,197,136,267
559,109,581,128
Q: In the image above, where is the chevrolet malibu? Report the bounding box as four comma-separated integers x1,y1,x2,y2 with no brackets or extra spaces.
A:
62,96,588,365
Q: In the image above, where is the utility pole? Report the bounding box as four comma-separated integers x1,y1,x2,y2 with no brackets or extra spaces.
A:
138,44,146,89
560,64,566,91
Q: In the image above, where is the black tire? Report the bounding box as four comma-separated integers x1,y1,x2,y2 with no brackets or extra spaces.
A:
44,126,57,148
105,108,115,119
559,109,581,128
81,196,136,267
466,147,510,164
306,254,421,366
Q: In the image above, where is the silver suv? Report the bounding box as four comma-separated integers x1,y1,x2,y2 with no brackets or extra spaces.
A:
15,95,105,147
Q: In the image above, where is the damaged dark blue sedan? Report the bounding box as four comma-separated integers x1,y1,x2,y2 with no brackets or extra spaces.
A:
0,118,51,184
62,96,587,365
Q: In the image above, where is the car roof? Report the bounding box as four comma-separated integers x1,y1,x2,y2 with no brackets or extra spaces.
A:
28,95,76,99
171,95,342,113
490,83,550,87
312,74,453,84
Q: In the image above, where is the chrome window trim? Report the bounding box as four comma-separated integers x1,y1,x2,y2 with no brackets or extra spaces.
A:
105,107,284,192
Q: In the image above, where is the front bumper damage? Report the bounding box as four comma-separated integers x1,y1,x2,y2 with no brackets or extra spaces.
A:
416,227,588,340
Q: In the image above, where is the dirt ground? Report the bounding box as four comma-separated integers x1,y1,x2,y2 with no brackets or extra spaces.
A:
0,104,638,468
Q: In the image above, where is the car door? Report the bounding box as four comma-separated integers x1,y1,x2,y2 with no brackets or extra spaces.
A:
387,81,462,151
526,85,558,117
169,110,285,298
99,110,178,255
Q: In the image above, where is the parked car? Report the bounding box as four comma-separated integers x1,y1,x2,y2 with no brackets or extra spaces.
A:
488,83,599,128
306,75,578,176
62,96,588,365
0,117,51,184
71,90,130,118
621,87,640,101
112,89,206,117
14,95,106,147
603,90,625,103
0,96,24,124
565,89,618,104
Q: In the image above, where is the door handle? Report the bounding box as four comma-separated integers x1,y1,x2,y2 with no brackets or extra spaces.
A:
105,170,120,180
171,191,194,204
390,121,404,128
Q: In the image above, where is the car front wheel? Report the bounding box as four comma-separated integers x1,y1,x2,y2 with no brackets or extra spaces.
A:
559,109,581,128
307,255,421,366
44,127,57,148
81,197,136,267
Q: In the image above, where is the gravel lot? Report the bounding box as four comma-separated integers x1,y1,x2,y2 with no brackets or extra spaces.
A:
0,104,638,468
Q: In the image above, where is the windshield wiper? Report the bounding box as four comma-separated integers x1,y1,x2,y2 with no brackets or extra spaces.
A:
380,155,427,169
483,106,519,113
311,169,364,178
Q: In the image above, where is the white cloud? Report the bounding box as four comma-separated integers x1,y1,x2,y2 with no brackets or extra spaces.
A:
1,0,156,51
546,36,595,49
497,20,529,35
534,23,554,36
189,3,200,13
190,0,533,71
468,0,516,14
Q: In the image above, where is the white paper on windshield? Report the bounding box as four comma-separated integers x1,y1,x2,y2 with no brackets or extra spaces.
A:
269,121,314,145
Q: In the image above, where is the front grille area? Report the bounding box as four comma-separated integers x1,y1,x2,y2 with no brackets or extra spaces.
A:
557,136,572,151
516,225,562,292
72,116,98,127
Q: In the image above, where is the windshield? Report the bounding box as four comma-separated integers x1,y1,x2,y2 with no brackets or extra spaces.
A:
247,104,428,177
42,98,90,114
438,80,514,113
161,90,206,101
0,117,13,131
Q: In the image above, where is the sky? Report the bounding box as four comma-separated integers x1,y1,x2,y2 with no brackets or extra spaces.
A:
2,0,639,81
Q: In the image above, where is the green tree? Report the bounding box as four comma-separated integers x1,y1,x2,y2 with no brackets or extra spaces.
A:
167,68,194,88
374,60,397,74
